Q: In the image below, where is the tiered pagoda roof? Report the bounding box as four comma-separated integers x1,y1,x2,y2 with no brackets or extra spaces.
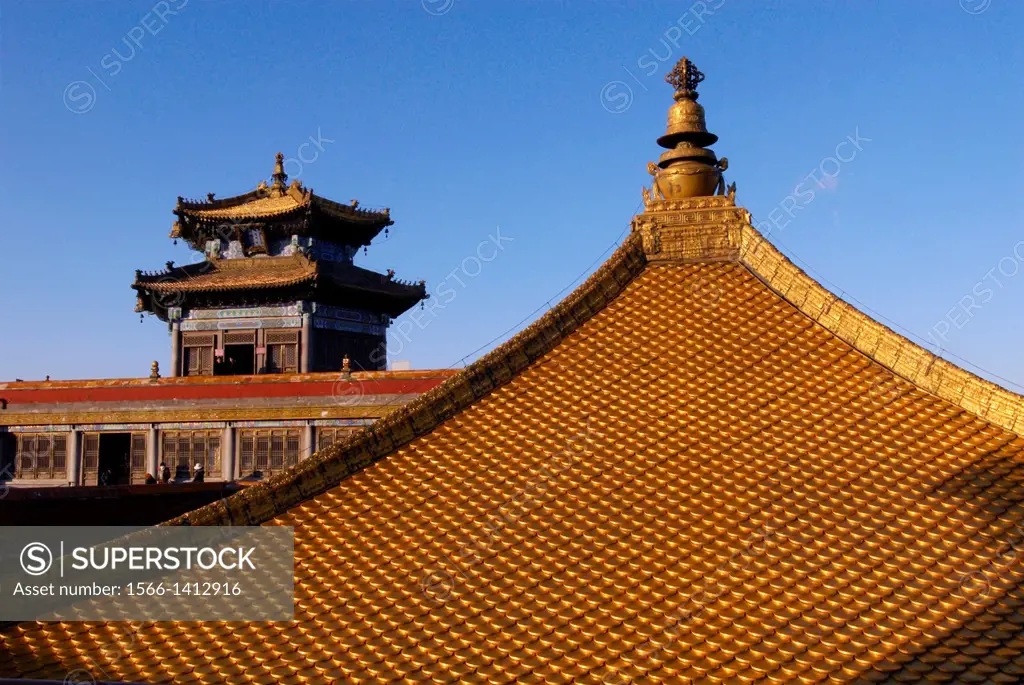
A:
6,59,1024,684
133,154,425,321
171,153,393,250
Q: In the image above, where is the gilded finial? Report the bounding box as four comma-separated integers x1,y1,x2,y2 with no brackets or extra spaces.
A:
341,354,352,379
150,361,160,380
271,152,287,192
657,57,717,150
644,57,727,201
665,57,705,99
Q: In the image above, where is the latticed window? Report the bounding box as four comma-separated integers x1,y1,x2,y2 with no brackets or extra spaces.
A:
238,429,301,477
54,438,67,475
177,435,191,479
184,346,213,376
15,434,68,480
239,434,253,475
265,330,299,373
317,427,360,452
224,331,256,346
255,434,269,472
16,435,36,479
161,431,220,480
270,433,284,470
162,435,176,476
36,436,50,475
182,333,215,376
202,435,220,475
82,433,99,483
266,343,298,373
130,433,147,483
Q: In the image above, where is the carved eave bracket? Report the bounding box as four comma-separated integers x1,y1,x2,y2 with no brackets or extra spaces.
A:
632,196,751,263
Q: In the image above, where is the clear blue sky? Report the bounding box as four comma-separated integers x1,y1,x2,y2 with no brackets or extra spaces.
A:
1,1,1022,391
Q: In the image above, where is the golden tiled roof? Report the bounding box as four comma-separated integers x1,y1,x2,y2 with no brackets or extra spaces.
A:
174,177,391,225
5,199,1024,683
135,254,317,293
132,255,427,320
185,193,307,220
167,156,394,253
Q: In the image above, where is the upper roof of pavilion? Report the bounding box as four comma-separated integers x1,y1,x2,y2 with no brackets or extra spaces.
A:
171,153,394,250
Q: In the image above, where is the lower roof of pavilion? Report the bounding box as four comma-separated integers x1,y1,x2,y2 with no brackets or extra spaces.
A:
132,253,426,321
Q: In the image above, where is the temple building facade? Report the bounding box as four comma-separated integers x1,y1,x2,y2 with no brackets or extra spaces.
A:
5,59,1024,683
0,158,451,489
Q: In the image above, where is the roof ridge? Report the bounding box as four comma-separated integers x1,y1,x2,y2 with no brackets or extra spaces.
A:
633,196,1024,434
177,193,308,221
176,188,264,210
737,224,1024,435
313,193,391,218
166,231,648,526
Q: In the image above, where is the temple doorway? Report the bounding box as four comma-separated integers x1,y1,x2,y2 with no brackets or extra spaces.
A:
216,344,255,375
97,433,131,486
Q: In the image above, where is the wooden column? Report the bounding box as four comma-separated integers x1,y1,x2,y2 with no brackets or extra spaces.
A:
221,426,235,481
67,429,80,486
170,322,181,377
301,313,313,373
146,426,159,479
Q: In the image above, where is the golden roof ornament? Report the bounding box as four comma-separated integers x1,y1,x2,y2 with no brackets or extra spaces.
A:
659,58,716,149
666,57,703,93
270,152,287,195
645,57,731,203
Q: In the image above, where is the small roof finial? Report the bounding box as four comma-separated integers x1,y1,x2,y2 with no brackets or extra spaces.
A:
666,57,705,100
271,152,287,192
